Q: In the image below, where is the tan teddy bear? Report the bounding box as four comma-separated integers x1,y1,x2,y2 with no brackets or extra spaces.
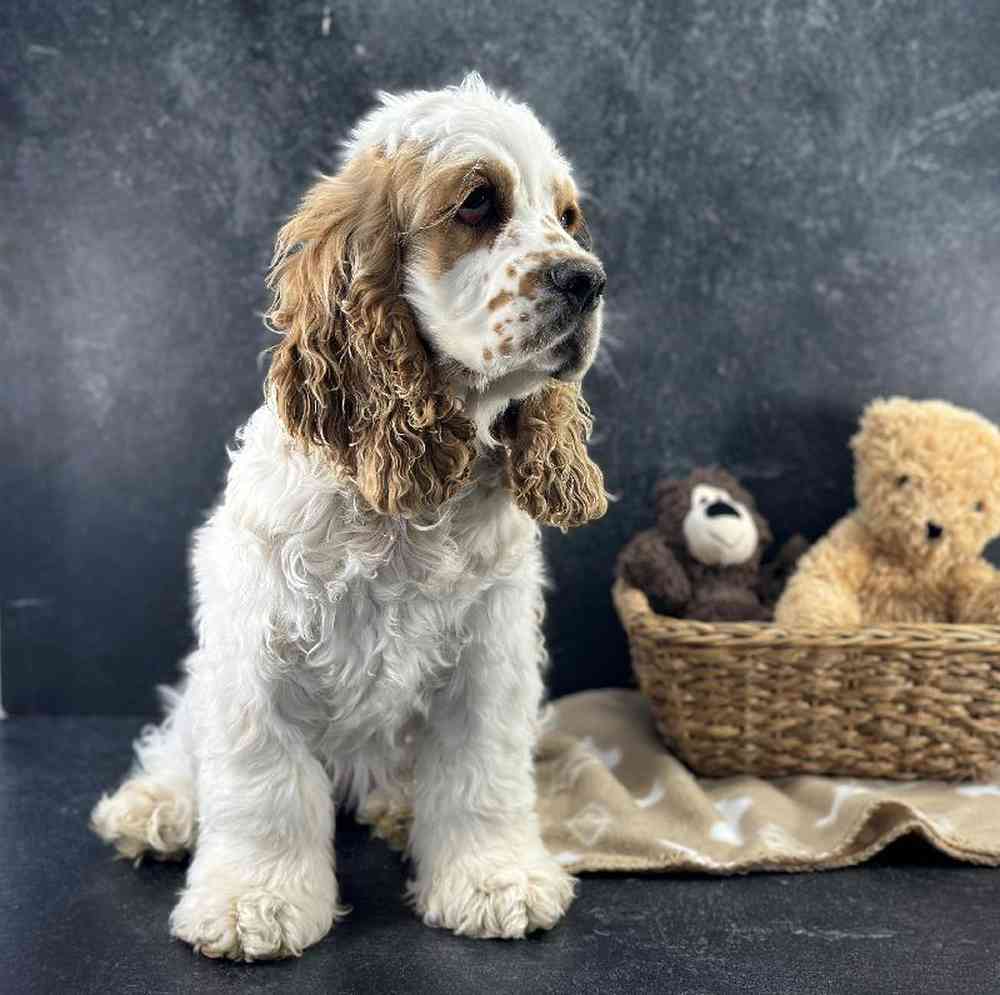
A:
775,398,1000,627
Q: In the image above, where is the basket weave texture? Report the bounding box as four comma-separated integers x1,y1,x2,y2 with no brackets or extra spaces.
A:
613,578,1000,781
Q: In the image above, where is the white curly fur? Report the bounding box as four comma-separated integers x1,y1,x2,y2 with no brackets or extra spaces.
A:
91,75,599,961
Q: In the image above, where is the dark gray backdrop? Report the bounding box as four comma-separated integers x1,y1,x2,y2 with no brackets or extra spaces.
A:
3,1,1000,714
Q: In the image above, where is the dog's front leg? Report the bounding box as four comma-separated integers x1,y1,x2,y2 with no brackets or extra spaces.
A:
408,618,575,938
169,673,342,961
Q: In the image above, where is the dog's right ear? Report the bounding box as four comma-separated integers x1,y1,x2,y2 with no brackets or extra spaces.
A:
264,152,476,517
501,381,608,531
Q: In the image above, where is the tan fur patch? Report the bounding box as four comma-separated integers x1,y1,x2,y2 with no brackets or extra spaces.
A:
552,176,584,238
416,157,517,279
483,348,493,362
499,337,514,356
489,290,514,311
552,176,577,209
518,267,545,299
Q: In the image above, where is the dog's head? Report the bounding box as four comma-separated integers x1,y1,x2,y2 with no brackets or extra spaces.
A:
265,73,607,528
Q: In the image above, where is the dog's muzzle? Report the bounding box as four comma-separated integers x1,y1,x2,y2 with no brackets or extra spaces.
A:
547,259,605,381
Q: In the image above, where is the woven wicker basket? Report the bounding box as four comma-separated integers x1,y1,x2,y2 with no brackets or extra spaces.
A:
613,577,1000,781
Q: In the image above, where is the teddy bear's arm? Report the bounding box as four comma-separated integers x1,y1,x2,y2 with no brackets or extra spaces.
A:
617,529,692,614
773,517,873,627
950,559,1000,623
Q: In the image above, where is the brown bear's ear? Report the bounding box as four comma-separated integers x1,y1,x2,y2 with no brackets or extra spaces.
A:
696,466,743,496
654,477,692,542
654,477,688,505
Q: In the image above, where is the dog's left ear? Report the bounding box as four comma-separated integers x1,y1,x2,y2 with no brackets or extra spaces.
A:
264,152,477,517
501,381,608,530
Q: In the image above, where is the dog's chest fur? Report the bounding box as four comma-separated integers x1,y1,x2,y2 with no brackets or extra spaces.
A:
196,406,545,767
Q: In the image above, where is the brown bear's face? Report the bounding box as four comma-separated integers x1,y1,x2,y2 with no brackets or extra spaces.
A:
656,467,772,566
852,398,1000,566
683,481,760,566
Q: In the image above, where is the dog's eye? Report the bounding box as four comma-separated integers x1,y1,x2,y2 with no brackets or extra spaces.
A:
896,475,910,488
560,206,577,230
976,501,986,513
456,186,494,226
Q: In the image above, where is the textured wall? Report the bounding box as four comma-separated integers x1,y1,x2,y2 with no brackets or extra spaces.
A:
3,1,1000,713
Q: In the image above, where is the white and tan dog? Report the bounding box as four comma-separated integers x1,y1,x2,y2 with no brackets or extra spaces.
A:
92,73,608,960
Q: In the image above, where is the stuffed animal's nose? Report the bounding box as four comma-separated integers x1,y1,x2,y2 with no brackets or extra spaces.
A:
706,501,740,519
549,260,606,311
927,521,944,541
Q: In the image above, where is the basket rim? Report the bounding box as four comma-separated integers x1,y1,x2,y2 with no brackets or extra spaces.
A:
612,577,1000,651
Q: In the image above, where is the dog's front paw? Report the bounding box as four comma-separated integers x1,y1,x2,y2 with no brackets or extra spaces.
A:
412,852,575,939
91,776,195,861
170,871,341,961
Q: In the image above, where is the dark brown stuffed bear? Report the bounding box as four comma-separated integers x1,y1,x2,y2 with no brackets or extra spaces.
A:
618,467,806,622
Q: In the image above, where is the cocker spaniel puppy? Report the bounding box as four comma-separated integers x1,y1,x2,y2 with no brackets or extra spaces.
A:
91,73,607,960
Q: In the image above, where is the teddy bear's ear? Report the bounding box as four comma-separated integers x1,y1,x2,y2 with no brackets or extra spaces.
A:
850,397,907,457
654,477,688,505
654,477,692,541
700,466,744,496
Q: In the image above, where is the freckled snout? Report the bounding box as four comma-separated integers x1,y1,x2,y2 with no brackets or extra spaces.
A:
548,260,606,312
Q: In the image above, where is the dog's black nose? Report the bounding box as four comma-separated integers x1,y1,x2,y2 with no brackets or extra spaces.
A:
927,521,944,541
706,501,740,519
549,260,606,311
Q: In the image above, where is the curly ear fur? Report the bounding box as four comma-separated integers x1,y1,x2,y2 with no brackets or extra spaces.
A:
501,381,608,530
265,151,476,517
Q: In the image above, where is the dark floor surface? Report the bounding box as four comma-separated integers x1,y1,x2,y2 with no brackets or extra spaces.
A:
3,716,1000,994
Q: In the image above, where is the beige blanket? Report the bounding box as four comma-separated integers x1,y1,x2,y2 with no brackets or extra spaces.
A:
364,689,1000,873
536,689,1000,873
